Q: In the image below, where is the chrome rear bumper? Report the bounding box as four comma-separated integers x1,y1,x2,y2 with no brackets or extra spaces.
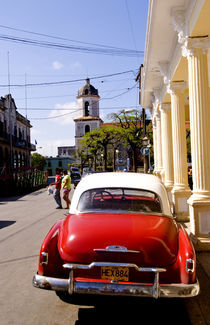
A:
33,261,200,299
33,273,200,298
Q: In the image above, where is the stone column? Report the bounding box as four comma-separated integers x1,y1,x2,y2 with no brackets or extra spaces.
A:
160,103,174,200
168,81,191,221
183,37,210,249
155,111,163,180
152,117,158,174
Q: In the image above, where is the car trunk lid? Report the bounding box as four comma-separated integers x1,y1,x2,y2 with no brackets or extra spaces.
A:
58,212,178,267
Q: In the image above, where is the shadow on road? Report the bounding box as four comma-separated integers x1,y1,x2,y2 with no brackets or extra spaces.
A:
31,189,47,196
0,220,16,229
75,298,191,325
0,196,26,203
0,188,46,203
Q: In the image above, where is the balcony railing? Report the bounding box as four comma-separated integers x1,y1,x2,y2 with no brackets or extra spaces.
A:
0,132,35,151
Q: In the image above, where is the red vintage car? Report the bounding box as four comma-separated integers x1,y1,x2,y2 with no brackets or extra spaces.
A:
33,172,199,303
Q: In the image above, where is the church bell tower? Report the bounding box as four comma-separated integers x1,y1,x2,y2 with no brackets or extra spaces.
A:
74,78,103,150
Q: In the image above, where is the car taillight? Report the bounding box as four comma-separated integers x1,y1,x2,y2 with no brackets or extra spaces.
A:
186,258,195,273
40,252,48,265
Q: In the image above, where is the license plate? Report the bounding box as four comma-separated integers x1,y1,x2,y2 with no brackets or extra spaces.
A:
101,266,129,282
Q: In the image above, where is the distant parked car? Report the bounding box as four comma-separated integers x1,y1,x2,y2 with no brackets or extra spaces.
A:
33,172,199,304
82,167,93,177
71,172,81,188
71,167,80,173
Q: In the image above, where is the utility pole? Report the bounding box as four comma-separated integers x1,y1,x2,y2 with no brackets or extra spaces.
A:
8,52,13,173
25,73,29,167
136,65,149,174
142,108,146,138
142,108,149,173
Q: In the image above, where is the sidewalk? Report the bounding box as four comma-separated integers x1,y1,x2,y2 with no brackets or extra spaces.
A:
182,221,210,325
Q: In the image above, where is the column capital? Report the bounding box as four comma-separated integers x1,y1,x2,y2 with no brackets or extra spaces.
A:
160,103,171,112
154,110,161,121
152,117,157,129
152,100,158,111
167,81,187,95
182,36,210,57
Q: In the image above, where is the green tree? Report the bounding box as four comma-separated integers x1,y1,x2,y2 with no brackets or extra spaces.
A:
109,109,143,172
31,153,46,171
75,148,90,173
81,132,102,171
82,125,121,171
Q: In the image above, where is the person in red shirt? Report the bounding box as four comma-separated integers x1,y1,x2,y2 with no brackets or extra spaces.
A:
50,168,63,209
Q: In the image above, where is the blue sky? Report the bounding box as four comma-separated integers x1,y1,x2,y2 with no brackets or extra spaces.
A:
0,0,148,156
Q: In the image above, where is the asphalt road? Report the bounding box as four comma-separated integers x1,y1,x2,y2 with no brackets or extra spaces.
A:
0,187,200,325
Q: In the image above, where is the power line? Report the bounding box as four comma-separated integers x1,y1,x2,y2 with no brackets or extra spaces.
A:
0,33,143,57
102,84,137,100
0,24,142,53
30,105,141,120
18,105,139,111
20,85,139,119
0,69,137,88
16,84,138,116
125,0,138,54
15,87,131,100
30,109,78,120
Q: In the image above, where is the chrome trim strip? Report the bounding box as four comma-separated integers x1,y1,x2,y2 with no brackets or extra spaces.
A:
63,262,166,273
77,210,172,218
94,245,140,254
32,274,200,298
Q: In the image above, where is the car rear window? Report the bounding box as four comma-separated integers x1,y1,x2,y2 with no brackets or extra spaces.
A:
77,188,162,214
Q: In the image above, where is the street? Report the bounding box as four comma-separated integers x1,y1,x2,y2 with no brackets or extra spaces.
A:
0,187,208,325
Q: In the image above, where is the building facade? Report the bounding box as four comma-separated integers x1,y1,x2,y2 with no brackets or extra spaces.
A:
140,0,210,250
57,145,75,158
0,94,35,173
74,78,103,150
45,157,74,176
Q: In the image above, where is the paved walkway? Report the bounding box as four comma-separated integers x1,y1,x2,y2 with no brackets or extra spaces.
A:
182,222,210,325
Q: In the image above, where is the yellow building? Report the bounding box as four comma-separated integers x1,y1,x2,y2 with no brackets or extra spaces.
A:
140,0,210,250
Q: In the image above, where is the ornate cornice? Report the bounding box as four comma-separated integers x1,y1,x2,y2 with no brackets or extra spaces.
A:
159,61,170,85
153,88,161,104
171,8,187,44
171,6,210,57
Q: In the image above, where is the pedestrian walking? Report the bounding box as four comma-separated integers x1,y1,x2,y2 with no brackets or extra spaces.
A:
50,168,63,209
62,170,71,209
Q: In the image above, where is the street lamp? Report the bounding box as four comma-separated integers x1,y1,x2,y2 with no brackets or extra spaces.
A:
101,153,104,171
142,136,149,146
142,137,150,173
115,149,119,171
147,143,152,173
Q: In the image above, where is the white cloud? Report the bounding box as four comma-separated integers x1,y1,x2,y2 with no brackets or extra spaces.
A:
52,61,64,70
31,128,41,136
48,101,78,125
70,61,82,70
36,138,75,157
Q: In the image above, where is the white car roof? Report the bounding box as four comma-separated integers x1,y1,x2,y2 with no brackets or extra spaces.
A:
70,172,172,216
